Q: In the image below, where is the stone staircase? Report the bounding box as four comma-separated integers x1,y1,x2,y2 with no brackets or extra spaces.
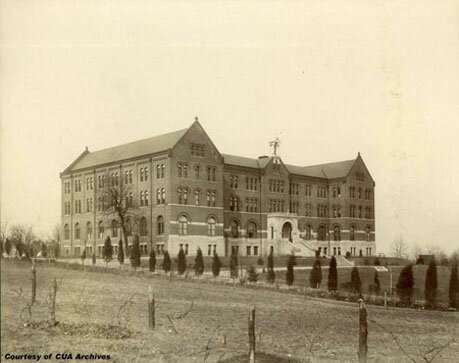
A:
334,255,355,267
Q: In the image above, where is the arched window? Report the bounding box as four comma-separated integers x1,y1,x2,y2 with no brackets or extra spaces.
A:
140,191,144,206
178,215,188,235
125,218,132,236
178,163,182,177
318,225,326,241
111,220,118,238
247,221,257,239
75,223,81,240
129,170,133,184
230,220,239,238
156,189,161,204
183,164,188,178
194,165,201,179
333,225,341,241
195,189,200,205
125,171,129,184
211,191,216,207
161,164,165,178
177,187,182,204
145,191,149,206
140,168,144,181
139,217,148,236
156,165,161,178
161,188,166,204
157,216,164,235
206,190,211,206
64,224,70,240
206,166,211,181
350,226,356,241
144,167,148,181
86,222,92,240
366,226,371,242
207,217,216,236
183,188,188,205
98,221,104,239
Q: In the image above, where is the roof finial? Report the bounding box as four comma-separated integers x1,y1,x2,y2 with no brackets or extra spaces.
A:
194,116,199,122
85,146,89,152
358,151,361,157
269,137,281,156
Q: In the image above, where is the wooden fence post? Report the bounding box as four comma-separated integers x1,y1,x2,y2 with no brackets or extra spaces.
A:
358,299,367,363
248,306,256,363
148,284,155,330
49,278,57,326
384,291,387,309
31,259,37,305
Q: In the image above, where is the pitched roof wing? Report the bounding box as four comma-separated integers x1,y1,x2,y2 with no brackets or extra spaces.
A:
286,159,356,179
68,128,188,172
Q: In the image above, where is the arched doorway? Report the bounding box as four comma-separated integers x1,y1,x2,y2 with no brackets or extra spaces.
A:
282,222,293,242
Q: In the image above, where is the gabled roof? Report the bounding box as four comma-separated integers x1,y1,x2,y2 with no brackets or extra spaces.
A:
285,159,356,179
223,153,356,180
66,127,188,172
222,154,273,169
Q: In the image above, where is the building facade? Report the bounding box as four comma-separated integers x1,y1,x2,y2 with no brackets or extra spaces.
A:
60,120,376,258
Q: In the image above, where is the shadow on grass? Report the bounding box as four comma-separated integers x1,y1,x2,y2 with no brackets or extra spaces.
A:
220,352,301,363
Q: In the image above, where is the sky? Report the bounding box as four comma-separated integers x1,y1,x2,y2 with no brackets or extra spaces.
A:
1,0,458,254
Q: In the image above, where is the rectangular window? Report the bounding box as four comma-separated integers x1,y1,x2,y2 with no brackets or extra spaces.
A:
208,244,212,256
185,244,189,255
246,246,251,256
253,246,258,256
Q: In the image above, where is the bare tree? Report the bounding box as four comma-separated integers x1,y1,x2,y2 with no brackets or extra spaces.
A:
392,236,408,259
411,243,423,261
0,219,9,244
99,173,139,258
426,244,448,265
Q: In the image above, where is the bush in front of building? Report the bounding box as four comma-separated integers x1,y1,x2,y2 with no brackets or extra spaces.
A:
103,236,113,266
328,256,337,292
267,250,275,284
177,248,186,275
309,259,322,288
350,267,362,294
246,265,259,285
425,258,438,309
194,247,204,276
162,251,171,273
286,254,295,286
117,240,124,266
230,248,238,279
212,251,221,278
149,250,156,272
396,264,414,306
449,263,459,309
130,235,141,269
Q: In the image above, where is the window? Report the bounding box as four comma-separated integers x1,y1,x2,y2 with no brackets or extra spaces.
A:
358,205,362,219
289,183,299,196
177,187,182,204
305,184,312,197
95,221,103,239
349,205,356,218
178,215,188,235
140,191,144,206
111,220,118,238
208,244,212,256
317,187,327,198
246,176,258,191
145,191,149,206
290,202,299,213
86,222,92,240
64,224,70,239
126,192,133,208
230,175,238,188
139,217,148,236
157,216,164,235
161,164,165,178
246,246,251,256
156,165,161,178
194,165,201,179
156,189,161,204
230,220,239,238
247,222,257,239
317,225,326,241
358,188,362,199
191,143,205,157
349,186,355,198
305,203,312,217
350,226,355,241
183,188,188,205
207,217,216,236
253,246,258,256
144,167,148,181
140,168,144,182
366,226,371,242
356,172,365,182
229,195,239,211
317,205,327,218
195,189,200,205
206,190,211,206
211,191,216,206
161,188,166,204
333,226,341,241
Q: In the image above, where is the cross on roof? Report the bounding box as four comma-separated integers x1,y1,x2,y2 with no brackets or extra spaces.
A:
269,137,280,156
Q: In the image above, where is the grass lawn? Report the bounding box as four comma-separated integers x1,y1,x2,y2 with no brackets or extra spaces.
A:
1,260,458,362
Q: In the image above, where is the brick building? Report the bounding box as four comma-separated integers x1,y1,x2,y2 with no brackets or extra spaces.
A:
60,120,376,258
